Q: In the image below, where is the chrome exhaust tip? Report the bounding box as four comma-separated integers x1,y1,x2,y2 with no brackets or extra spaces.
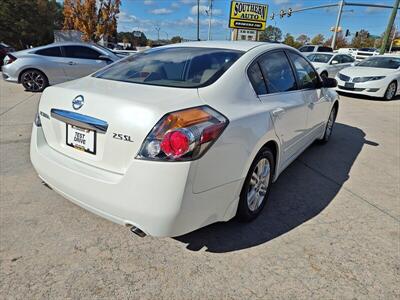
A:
130,226,146,238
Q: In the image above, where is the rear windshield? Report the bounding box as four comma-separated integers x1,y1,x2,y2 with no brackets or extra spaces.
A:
94,47,243,88
357,57,400,69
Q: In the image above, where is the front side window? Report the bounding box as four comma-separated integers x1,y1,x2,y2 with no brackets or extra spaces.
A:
258,51,297,93
343,55,355,63
247,62,267,95
36,46,62,57
94,47,243,88
288,52,319,89
63,46,101,59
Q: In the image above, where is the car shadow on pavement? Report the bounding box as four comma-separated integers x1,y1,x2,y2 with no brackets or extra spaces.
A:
174,123,378,253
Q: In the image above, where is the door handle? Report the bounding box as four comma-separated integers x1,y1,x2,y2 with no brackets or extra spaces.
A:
67,61,77,65
272,108,285,117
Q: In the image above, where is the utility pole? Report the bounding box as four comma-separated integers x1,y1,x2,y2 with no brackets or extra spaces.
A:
155,25,161,41
389,24,397,52
207,0,213,40
331,0,344,50
197,0,200,41
380,0,399,54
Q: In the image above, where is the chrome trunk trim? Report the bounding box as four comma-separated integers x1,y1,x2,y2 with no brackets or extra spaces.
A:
50,109,108,134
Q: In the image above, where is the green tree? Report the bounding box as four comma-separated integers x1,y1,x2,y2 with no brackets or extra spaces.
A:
296,34,310,45
0,0,63,49
170,36,182,44
283,33,302,48
311,34,324,45
259,25,282,42
350,29,375,48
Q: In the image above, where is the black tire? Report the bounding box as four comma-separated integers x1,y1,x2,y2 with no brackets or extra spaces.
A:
237,147,275,222
20,69,49,92
319,106,337,144
383,81,397,101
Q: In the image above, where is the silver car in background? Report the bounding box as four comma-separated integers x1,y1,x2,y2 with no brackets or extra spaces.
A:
2,42,120,92
306,52,355,78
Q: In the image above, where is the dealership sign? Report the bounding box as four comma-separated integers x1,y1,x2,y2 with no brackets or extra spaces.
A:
229,1,268,31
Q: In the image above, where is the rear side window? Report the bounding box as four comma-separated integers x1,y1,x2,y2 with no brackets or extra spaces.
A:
258,51,297,93
36,47,62,57
94,47,243,88
288,52,319,89
63,46,101,59
247,63,267,95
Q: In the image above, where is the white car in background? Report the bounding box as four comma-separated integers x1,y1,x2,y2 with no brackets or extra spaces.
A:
30,41,339,237
336,55,400,100
306,52,355,78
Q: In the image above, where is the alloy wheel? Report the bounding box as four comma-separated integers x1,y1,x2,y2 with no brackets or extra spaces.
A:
22,71,46,92
247,158,271,212
325,108,336,139
385,82,396,100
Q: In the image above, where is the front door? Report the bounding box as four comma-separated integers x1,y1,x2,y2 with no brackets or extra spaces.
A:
61,45,108,80
287,51,330,141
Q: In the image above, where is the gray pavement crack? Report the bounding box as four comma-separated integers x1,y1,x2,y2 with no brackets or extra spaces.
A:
297,158,399,223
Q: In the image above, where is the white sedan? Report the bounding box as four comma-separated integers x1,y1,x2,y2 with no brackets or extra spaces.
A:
30,41,339,237
336,55,400,100
306,52,355,78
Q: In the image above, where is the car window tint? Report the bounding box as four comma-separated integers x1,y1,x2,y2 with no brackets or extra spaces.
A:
36,47,62,57
247,62,267,95
259,51,297,93
317,46,333,52
299,46,314,52
343,55,354,63
63,46,101,59
288,52,319,89
94,47,243,88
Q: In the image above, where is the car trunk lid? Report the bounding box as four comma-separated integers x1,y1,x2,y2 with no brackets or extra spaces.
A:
38,76,203,174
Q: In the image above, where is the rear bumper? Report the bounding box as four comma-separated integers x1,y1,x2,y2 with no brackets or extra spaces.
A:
1,65,19,83
30,124,239,237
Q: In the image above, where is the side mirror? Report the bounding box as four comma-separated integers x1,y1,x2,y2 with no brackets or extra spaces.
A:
322,77,337,88
98,55,112,62
331,60,339,65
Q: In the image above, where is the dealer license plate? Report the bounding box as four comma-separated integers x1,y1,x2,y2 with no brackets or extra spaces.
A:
344,82,354,89
66,124,96,154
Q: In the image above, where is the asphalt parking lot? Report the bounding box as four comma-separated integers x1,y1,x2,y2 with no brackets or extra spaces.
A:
0,78,399,299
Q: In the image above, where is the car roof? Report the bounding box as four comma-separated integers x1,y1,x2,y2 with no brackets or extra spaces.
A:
162,41,275,52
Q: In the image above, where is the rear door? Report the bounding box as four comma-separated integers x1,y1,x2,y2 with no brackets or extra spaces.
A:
287,51,330,141
254,50,308,166
61,45,108,80
34,46,68,84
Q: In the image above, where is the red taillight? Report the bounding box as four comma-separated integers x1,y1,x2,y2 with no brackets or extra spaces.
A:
4,54,16,65
161,130,190,158
137,106,228,161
